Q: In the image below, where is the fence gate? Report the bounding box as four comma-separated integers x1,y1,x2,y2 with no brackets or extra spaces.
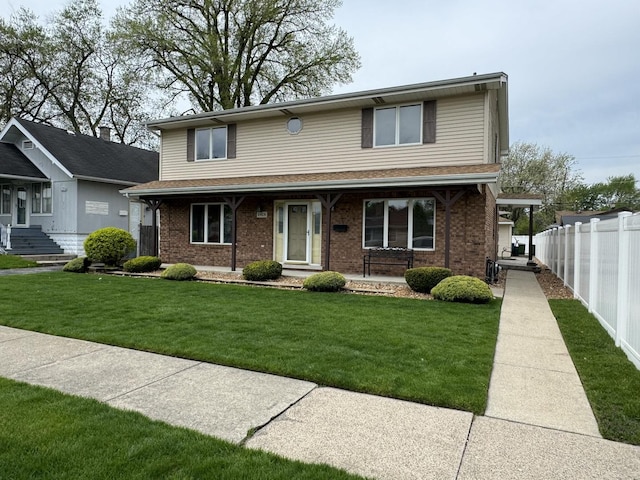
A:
139,225,158,256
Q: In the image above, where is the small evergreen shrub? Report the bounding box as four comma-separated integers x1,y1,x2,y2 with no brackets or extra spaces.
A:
83,227,136,267
404,267,452,293
62,257,90,273
160,263,197,281
431,275,494,304
123,256,162,273
303,271,347,292
242,260,283,281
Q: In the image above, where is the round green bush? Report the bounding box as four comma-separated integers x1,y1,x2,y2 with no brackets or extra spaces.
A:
160,263,197,281
123,256,162,273
303,271,347,292
242,260,283,281
431,275,494,304
83,227,136,267
62,257,90,273
404,266,452,293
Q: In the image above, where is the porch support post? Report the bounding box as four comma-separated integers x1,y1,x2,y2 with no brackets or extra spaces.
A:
431,189,466,269
527,204,536,266
315,193,342,271
142,199,162,257
223,196,245,271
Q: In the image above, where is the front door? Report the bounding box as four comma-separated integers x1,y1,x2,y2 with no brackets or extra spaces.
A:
15,187,27,226
286,204,309,262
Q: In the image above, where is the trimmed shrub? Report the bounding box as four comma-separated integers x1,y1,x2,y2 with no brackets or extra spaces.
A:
431,275,494,304
303,271,347,292
404,267,452,293
123,256,162,273
62,257,90,273
242,260,283,281
83,227,136,267
160,263,197,281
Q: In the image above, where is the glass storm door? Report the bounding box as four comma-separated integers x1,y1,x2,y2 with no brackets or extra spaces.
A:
16,187,27,226
286,204,309,262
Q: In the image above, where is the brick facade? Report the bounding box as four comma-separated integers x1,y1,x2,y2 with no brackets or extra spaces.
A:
158,188,497,279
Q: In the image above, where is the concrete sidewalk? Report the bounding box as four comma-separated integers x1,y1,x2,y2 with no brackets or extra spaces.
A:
1,270,639,479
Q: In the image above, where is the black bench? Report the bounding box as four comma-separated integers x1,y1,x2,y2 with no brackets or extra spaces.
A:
363,247,414,277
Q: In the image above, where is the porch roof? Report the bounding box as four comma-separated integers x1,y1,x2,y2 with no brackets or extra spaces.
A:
0,142,47,181
122,163,501,197
496,192,543,206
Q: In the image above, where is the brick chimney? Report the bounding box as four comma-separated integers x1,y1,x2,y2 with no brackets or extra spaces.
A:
98,126,111,141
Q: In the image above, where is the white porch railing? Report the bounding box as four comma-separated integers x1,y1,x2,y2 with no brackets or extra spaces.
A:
535,212,640,370
0,223,11,253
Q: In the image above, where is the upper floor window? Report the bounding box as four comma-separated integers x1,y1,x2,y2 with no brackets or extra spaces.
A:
374,104,422,146
363,198,435,250
196,126,227,160
191,203,232,244
31,182,52,214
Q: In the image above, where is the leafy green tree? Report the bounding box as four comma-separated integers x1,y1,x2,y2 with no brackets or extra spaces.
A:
565,174,640,212
113,0,361,111
500,141,583,232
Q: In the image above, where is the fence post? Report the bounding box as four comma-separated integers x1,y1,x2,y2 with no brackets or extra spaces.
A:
564,225,571,287
556,227,563,279
574,222,582,300
588,218,600,314
616,212,632,347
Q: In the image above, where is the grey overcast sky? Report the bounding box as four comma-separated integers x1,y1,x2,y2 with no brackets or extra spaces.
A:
2,0,639,184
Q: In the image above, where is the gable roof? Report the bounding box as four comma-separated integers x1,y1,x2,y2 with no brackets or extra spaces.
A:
0,142,47,181
2,118,158,185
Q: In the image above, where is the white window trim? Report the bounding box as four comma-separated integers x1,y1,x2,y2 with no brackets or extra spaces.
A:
190,203,232,244
362,198,436,251
0,184,11,215
194,126,228,161
31,182,52,216
373,103,423,148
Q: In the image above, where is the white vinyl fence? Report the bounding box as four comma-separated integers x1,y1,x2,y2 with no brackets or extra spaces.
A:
536,212,640,370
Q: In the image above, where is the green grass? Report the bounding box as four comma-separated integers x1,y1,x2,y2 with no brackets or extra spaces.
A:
0,254,38,269
0,272,500,414
0,377,362,480
550,299,640,445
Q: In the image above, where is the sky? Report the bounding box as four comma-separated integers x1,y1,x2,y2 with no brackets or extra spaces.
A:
1,0,639,185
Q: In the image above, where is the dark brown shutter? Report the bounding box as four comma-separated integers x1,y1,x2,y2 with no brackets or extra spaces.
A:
422,100,436,144
186,128,195,161
361,108,373,148
227,124,236,159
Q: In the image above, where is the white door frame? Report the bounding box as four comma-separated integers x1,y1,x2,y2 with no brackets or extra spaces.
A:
13,185,28,227
283,201,311,264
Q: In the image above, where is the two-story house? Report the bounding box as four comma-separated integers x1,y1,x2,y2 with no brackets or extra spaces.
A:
124,72,508,278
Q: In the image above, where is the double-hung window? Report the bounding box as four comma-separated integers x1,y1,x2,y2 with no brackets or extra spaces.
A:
191,203,232,244
1,185,10,214
31,182,52,214
363,198,435,249
195,126,227,160
374,104,422,146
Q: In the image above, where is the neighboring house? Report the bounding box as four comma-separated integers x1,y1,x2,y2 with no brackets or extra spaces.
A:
0,118,159,255
498,216,514,257
124,72,508,278
554,209,624,227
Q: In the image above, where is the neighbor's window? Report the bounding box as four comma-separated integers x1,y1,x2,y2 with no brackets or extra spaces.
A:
1,184,10,214
195,126,227,160
191,203,232,244
374,104,421,146
31,182,52,214
363,198,435,249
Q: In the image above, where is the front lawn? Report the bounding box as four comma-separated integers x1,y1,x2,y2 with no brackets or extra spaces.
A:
0,272,500,414
551,299,640,445
0,254,38,269
0,378,362,480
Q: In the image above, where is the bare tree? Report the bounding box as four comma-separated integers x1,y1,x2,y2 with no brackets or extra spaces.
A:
113,0,361,111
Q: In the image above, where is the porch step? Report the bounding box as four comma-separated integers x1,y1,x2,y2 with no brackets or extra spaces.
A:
8,227,65,256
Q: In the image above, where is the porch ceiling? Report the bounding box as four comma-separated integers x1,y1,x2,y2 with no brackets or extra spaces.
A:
122,164,501,198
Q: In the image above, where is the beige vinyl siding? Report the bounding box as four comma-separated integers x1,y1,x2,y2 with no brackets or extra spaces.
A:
160,93,488,181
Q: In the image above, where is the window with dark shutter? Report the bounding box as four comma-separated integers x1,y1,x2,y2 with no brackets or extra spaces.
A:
227,124,237,159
